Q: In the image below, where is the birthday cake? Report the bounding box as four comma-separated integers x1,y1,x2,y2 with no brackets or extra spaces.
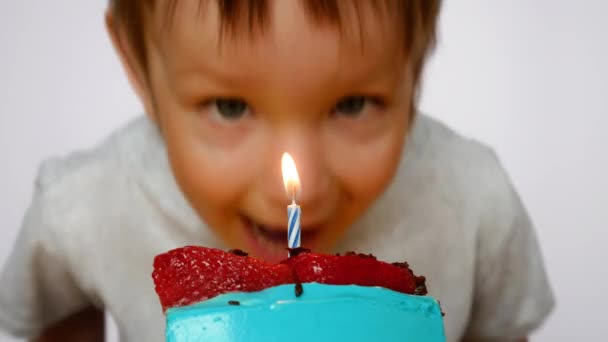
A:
152,247,446,342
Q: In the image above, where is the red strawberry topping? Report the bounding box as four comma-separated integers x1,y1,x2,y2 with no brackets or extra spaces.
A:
152,246,293,311
152,246,425,311
283,252,418,294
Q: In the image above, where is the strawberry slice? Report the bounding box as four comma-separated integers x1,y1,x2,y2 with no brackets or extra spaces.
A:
152,246,293,311
283,251,420,295
152,247,427,311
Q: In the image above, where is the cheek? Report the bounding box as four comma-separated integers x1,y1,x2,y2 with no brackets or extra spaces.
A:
325,116,409,205
161,114,266,218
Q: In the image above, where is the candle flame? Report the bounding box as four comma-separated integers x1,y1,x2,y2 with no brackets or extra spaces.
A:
281,152,300,201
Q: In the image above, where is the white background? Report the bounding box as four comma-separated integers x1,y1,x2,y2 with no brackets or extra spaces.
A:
1,0,606,341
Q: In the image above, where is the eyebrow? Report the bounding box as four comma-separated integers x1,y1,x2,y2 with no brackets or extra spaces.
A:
171,53,404,107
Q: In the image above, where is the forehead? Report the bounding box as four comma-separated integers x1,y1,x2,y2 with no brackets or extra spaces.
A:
147,1,406,89
150,0,403,35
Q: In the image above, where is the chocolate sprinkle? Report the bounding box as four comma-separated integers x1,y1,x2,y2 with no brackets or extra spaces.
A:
287,247,311,257
345,251,376,259
437,300,446,317
228,300,240,306
228,249,249,257
289,261,305,297
413,276,428,296
391,261,410,269
294,282,303,297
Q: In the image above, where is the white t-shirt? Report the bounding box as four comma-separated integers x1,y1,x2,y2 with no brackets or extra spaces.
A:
0,115,554,341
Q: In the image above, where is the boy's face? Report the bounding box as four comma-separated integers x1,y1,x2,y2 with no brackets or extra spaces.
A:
116,1,412,262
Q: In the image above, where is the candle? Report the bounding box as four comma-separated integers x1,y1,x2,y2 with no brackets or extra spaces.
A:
282,153,301,254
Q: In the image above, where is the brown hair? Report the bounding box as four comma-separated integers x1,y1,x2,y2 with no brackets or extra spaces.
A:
110,0,441,109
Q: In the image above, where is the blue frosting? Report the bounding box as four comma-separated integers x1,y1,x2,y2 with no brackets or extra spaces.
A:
166,283,445,342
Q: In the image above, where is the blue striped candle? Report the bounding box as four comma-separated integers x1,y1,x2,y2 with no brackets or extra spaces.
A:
282,152,301,256
287,201,301,249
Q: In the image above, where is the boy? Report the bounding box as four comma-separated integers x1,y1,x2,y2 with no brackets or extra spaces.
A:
0,1,554,341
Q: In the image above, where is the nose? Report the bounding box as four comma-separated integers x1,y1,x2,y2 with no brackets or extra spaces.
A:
287,150,331,209
264,130,332,212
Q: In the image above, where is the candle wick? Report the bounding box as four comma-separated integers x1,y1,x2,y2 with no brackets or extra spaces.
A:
287,183,298,204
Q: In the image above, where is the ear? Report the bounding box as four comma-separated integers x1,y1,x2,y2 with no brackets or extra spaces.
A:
105,8,157,122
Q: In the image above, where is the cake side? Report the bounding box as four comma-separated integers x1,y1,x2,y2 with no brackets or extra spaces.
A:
166,283,446,342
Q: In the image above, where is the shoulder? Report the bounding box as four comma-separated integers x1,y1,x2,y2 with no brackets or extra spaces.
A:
409,115,536,249
31,116,158,245
401,114,526,243
0,117,162,334
36,116,157,192
409,115,506,182
36,117,153,195
411,117,556,338
407,115,513,206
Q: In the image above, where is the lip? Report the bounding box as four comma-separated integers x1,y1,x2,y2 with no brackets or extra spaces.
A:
239,214,320,262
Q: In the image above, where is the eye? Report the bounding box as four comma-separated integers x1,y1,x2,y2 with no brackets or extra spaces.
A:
209,98,250,121
333,96,370,118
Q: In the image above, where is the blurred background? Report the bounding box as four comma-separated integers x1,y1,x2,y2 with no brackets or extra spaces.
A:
1,0,606,341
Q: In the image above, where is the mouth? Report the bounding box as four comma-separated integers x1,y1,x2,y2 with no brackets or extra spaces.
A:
239,214,320,262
